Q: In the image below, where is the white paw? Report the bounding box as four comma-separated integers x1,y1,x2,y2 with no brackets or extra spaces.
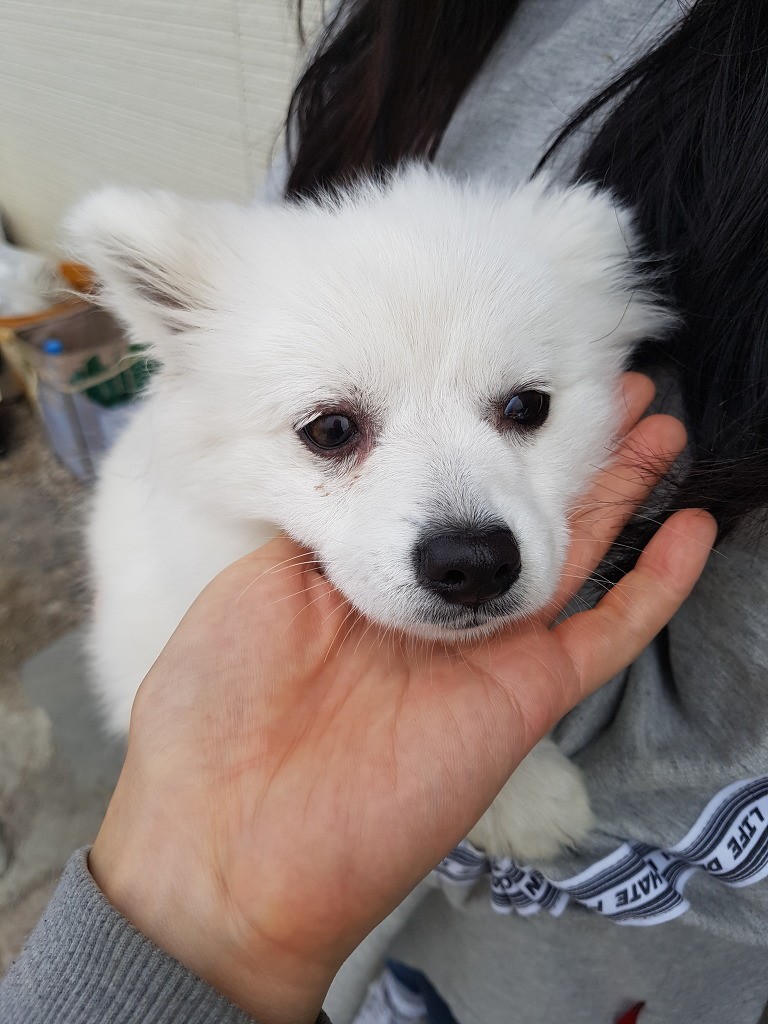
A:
467,737,594,863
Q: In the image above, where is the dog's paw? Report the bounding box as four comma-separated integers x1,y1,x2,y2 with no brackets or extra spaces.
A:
467,737,594,863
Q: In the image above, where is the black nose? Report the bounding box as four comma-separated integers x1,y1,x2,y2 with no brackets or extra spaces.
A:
414,527,521,607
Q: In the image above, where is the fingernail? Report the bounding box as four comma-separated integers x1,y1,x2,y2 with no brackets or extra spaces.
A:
669,512,717,574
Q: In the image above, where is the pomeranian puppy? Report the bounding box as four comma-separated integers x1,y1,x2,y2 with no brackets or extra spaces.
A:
69,168,669,861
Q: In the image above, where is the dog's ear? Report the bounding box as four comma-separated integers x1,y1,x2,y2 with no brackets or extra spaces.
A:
65,188,219,357
525,178,673,353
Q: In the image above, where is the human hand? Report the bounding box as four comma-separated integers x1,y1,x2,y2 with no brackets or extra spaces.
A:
89,374,716,1024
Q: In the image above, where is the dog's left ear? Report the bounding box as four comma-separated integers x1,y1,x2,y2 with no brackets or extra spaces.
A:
65,188,223,358
526,179,673,351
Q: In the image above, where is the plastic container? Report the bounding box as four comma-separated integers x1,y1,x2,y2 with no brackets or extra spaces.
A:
18,303,126,385
35,339,94,479
1,264,157,479
20,310,156,480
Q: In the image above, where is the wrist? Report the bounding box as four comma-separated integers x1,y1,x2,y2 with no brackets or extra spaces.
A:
89,793,336,1024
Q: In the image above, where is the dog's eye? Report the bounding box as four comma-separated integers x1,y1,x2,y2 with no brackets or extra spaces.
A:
302,413,358,451
502,390,550,429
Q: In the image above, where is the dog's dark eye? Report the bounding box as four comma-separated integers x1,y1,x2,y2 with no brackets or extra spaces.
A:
302,413,358,451
502,390,550,429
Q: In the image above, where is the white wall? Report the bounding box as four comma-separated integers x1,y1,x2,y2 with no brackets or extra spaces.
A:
0,0,318,252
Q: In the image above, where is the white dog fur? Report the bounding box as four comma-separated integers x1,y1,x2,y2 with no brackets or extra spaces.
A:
69,168,669,863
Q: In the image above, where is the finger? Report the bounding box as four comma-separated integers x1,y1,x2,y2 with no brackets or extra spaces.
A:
616,372,656,435
547,413,687,614
555,510,717,701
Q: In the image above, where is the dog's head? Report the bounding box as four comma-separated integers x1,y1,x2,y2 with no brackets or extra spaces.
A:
68,168,670,638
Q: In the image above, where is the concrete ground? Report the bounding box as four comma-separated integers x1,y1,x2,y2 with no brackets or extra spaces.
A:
0,398,122,972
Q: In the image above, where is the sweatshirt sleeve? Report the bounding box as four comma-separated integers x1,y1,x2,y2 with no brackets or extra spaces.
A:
0,849,332,1024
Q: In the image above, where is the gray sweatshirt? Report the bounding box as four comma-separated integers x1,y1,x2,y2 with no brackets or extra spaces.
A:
3,2,768,1024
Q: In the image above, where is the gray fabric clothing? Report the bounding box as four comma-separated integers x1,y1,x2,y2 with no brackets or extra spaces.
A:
434,0,680,185
326,1,768,1021
0,849,332,1024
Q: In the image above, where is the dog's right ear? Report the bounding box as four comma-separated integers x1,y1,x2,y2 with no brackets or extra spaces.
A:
65,188,219,362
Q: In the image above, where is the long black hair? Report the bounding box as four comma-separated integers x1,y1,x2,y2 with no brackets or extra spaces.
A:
286,1,520,197
286,0,768,543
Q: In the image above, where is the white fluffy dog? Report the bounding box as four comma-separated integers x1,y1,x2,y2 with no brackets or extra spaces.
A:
69,168,668,862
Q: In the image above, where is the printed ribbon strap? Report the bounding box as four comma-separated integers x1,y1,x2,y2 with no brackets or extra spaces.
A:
435,775,768,926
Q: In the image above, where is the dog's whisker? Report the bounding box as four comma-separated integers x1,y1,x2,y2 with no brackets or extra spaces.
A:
271,567,325,586
454,642,477,681
339,613,363,652
556,568,632,613
234,555,320,606
352,617,379,660
267,560,322,579
235,568,282,605
278,590,335,641
481,630,493,672
234,552,324,607
267,553,322,574
253,579,330,613
324,604,358,661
